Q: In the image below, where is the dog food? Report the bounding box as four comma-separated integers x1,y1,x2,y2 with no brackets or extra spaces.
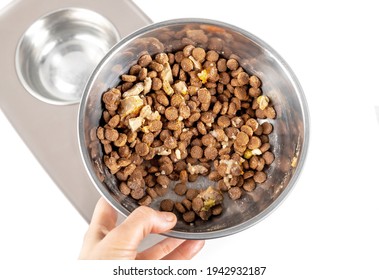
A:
97,42,276,223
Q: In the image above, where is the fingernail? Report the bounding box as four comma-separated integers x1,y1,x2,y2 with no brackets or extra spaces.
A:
162,212,176,222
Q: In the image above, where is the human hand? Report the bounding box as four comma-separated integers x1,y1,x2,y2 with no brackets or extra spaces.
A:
79,197,205,260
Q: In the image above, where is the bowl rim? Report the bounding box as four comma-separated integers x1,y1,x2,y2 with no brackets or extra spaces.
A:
78,18,310,239
15,7,120,106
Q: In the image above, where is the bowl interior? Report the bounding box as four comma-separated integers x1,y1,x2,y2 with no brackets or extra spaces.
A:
79,19,309,239
16,8,120,105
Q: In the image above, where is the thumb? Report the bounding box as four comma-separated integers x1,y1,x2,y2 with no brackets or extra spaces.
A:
102,206,177,258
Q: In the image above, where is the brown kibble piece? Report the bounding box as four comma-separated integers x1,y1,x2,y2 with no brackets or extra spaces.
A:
192,47,206,61
243,170,254,180
161,163,174,176
108,115,120,128
197,88,211,104
234,87,248,101
146,188,158,199
206,50,219,62
131,187,145,200
129,64,141,75
191,197,204,212
138,54,152,67
254,171,267,184
260,142,271,153
245,118,259,131
204,146,218,160
243,178,256,192
262,151,275,165
190,146,203,159
198,210,211,221
248,136,262,150
183,45,196,58
179,170,188,183
183,211,196,223
201,134,216,146
237,72,250,85
212,205,223,216
139,195,152,206
264,106,276,119
180,57,193,72
157,175,170,188
226,58,239,70
186,188,199,200
241,125,253,137
138,67,147,81
118,146,130,158
171,93,185,107
160,199,174,212
228,187,242,200
249,75,261,88
217,179,229,192
156,92,169,106
235,131,249,146
142,132,154,145
135,142,149,156
217,115,231,128
255,108,266,119
155,53,169,64
227,102,237,116
165,106,179,121
154,185,169,196
208,170,222,181
262,122,273,135
149,120,163,132
182,198,192,211
114,133,127,147
174,183,187,196
121,74,137,83
249,155,259,170
164,136,178,149
197,122,207,135
175,202,186,214
96,127,105,140
179,104,191,119
104,128,119,141
152,77,163,90
119,182,131,196
187,111,201,123
149,61,164,72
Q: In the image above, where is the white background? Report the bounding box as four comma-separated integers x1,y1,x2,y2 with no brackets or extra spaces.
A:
1,0,379,279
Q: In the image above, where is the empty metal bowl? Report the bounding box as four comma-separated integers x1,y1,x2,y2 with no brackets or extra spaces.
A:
16,8,120,105
78,18,309,239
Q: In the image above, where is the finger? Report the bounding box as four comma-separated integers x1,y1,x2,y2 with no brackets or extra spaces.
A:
161,240,205,260
87,197,118,241
136,238,186,260
79,198,119,259
103,206,177,256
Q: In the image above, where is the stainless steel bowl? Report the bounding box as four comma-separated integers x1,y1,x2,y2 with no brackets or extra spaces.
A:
16,8,120,105
78,18,309,239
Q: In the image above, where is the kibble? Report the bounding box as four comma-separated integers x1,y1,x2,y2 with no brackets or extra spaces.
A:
183,211,196,223
192,47,206,61
131,187,145,200
160,199,174,212
174,182,187,196
97,40,277,225
190,145,203,159
175,202,186,213
228,187,242,200
186,188,199,200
